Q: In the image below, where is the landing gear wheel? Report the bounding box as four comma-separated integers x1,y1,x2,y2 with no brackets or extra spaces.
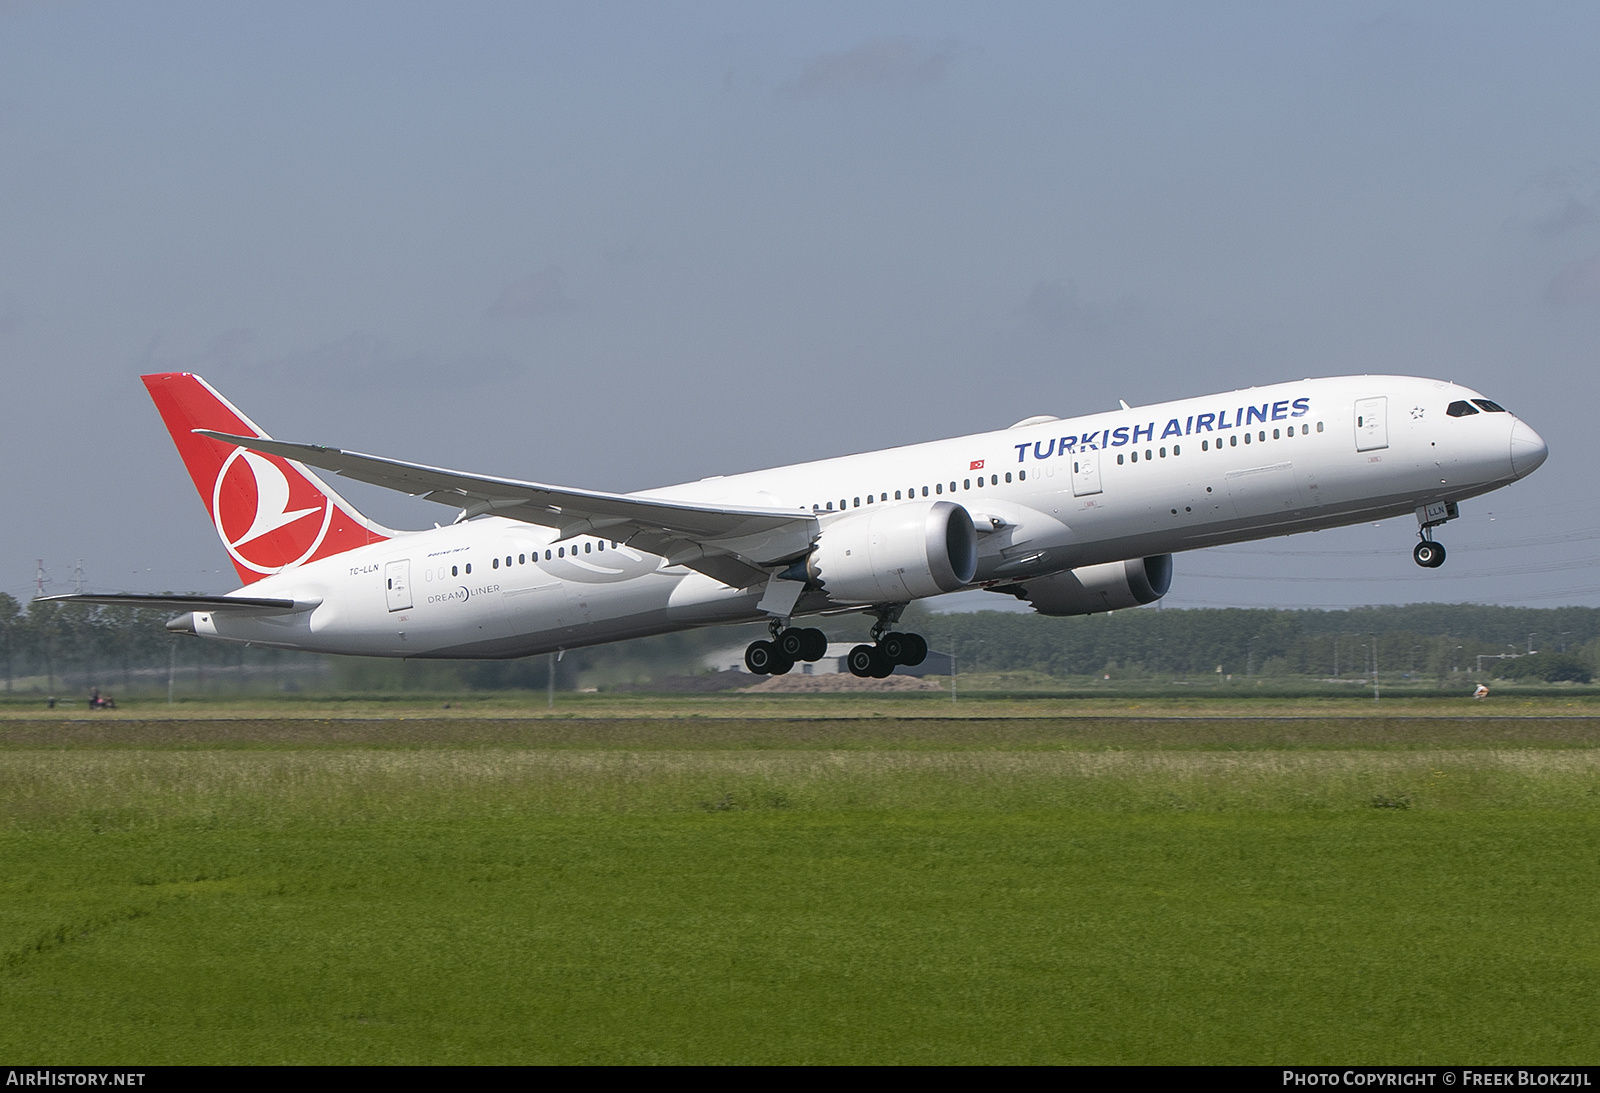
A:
1413,541,1446,568
776,629,807,660
745,640,780,675
800,628,828,662
879,632,928,667
776,627,829,661
848,644,892,678
768,655,795,676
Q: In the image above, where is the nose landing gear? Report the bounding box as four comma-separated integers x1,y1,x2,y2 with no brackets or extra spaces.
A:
1412,500,1458,568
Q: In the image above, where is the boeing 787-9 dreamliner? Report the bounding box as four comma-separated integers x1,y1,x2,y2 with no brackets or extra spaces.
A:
43,372,1547,678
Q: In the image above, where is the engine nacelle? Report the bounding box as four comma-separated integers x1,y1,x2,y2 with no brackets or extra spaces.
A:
1014,554,1173,616
808,500,978,603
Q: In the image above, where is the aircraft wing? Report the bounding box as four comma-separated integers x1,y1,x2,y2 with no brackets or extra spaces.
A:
196,431,818,587
34,593,314,614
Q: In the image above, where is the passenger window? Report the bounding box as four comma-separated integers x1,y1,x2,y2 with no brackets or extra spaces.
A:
519,554,525,564
1131,451,1139,463
452,565,458,576
1117,453,1124,464
492,558,499,569
991,475,998,485
465,564,471,574
1202,440,1208,451
1231,435,1238,447
1173,444,1180,455
1074,461,1080,473
1472,399,1507,413
1145,450,1152,460
1019,470,1026,481
597,542,604,552
866,495,873,504
1244,433,1252,444
949,482,956,492
1160,447,1166,458
895,490,902,500
880,493,888,502
1005,473,1012,483
545,550,551,561
1317,421,1324,432
963,479,970,490
1447,400,1479,417
585,542,591,553
936,483,943,494
1273,428,1280,439
1302,424,1308,435
854,497,860,507
1259,431,1266,442
922,487,929,497
975,477,983,487
840,499,847,510
826,502,834,511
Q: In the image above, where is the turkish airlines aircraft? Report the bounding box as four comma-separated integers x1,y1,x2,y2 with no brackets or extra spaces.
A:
48,372,1547,678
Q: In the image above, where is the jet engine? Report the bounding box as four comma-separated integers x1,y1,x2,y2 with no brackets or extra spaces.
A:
807,500,978,603
1011,554,1173,616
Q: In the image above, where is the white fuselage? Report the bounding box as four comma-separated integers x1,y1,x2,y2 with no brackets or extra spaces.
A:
188,375,1544,658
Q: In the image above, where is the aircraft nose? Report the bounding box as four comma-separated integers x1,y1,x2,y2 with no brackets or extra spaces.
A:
1510,419,1548,478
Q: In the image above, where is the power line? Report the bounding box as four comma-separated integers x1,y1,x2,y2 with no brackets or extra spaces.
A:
1183,556,1600,581
1205,528,1600,557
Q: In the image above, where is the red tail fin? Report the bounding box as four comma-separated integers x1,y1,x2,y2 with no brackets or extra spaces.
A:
142,373,391,585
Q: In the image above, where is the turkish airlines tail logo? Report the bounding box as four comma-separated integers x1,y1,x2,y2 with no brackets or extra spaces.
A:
142,373,391,584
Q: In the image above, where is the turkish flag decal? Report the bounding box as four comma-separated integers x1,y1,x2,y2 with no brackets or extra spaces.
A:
970,459,985,470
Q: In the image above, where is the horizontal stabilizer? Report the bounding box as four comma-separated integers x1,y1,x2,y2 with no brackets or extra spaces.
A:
34,593,314,614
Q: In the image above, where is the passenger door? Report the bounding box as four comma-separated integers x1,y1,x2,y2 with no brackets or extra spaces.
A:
384,559,412,612
1071,452,1103,497
1355,397,1388,452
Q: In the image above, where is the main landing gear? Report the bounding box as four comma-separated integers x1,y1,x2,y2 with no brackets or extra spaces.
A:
741,606,932,679
843,604,929,679
744,625,828,676
845,632,928,678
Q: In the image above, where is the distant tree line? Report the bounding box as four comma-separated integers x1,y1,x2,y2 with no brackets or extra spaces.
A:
912,603,1600,684
1,592,1595,694
0,593,318,696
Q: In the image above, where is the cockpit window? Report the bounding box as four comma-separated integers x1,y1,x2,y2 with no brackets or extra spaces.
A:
1446,400,1479,417
1472,399,1508,413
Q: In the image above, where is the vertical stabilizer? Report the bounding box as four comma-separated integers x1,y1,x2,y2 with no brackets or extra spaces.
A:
142,373,392,584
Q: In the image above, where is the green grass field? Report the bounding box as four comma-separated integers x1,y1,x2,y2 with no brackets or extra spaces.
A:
3,703,1598,1063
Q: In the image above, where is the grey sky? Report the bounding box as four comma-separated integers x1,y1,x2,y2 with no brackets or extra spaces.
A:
3,3,1597,611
